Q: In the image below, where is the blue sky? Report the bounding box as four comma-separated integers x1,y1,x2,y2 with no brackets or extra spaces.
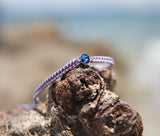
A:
2,0,160,14
1,0,160,21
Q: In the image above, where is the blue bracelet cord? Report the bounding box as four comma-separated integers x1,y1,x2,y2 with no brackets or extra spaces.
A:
33,57,80,103
33,54,115,104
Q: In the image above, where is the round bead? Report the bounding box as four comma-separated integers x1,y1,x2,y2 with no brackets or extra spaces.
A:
80,54,90,64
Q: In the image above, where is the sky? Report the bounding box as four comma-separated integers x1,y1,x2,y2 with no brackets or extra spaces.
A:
1,0,160,14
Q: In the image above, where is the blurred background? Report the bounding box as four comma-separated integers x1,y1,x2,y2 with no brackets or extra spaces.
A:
0,0,160,135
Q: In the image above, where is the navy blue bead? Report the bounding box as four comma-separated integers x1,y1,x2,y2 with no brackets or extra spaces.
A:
80,54,90,64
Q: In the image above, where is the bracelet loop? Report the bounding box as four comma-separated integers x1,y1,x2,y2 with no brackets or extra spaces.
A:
33,54,115,103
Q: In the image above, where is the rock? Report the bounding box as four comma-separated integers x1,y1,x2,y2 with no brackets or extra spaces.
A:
47,64,143,136
0,64,143,136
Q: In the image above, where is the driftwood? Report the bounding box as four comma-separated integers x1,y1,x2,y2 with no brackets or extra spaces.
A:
0,64,143,136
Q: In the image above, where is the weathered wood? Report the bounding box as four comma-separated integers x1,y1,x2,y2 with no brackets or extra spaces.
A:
0,64,143,136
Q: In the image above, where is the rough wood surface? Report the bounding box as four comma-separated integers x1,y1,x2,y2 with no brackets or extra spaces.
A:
0,64,143,136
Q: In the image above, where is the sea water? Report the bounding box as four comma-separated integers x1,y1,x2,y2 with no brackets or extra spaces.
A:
59,16,160,50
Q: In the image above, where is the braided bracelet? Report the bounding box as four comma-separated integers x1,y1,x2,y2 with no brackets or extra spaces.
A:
33,54,115,104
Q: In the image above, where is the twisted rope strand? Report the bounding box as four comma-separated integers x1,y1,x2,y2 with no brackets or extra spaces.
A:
90,56,115,66
33,54,115,104
33,57,80,103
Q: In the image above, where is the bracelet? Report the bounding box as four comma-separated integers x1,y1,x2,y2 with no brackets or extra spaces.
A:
33,54,115,103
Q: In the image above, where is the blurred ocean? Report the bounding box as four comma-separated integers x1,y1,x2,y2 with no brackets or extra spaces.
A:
60,16,160,46
2,14,160,52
